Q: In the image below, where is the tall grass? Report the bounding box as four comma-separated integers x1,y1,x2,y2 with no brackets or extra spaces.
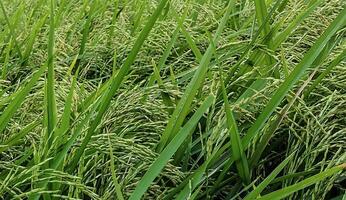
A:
0,0,345,199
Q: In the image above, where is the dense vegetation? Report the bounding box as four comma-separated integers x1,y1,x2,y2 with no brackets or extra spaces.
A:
0,0,345,199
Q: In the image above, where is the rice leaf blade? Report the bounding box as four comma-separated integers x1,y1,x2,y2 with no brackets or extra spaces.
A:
220,72,250,184
157,0,234,152
129,95,214,200
0,65,46,133
244,153,294,200
257,164,346,200
241,7,346,149
68,0,171,172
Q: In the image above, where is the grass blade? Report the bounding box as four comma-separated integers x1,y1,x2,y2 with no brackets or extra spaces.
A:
49,75,77,198
0,65,45,133
52,74,77,155
0,121,39,154
254,0,277,76
75,0,98,69
108,135,125,200
23,15,47,63
257,164,346,200
270,170,320,185
172,9,202,62
305,49,346,97
151,60,174,113
157,0,234,152
1,38,13,80
68,0,171,172
225,0,322,100
244,153,294,200
220,72,250,184
145,26,180,88
145,5,189,89
29,100,100,200
129,95,214,200
273,0,324,49
0,1,23,59
241,7,346,149
249,70,317,168
170,1,284,195
254,0,271,37
46,0,57,142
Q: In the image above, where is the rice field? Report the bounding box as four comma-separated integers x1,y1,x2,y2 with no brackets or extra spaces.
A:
0,0,345,199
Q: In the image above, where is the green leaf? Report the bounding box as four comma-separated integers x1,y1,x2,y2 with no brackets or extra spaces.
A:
172,9,202,62
46,0,57,142
23,15,47,63
0,65,46,133
0,121,39,154
75,0,98,69
145,5,189,90
249,36,342,168
244,153,294,200
241,7,346,150
108,135,125,200
129,95,214,200
68,0,171,172
254,0,277,76
53,74,77,153
257,164,346,200
157,0,234,152
254,0,271,38
0,1,23,59
305,48,346,97
224,0,323,98
151,60,174,113
220,72,250,184
270,170,319,185
1,38,13,79
171,1,283,195
273,0,324,49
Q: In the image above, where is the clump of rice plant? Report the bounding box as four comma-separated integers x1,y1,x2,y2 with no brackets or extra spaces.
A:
0,0,345,199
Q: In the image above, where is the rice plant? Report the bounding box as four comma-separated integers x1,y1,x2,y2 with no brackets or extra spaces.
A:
0,0,345,199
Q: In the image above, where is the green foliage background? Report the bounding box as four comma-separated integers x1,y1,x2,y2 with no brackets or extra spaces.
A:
0,0,345,199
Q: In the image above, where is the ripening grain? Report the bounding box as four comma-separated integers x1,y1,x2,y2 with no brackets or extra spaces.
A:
0,0,345,199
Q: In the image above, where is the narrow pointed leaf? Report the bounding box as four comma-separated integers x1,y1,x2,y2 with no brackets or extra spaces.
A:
69,0,171,171
129,95,214,200
0,65,45,133
157,0,234,152
244,153,294,200
242,8,346,149
220,72,250,184
257,164,346,200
